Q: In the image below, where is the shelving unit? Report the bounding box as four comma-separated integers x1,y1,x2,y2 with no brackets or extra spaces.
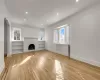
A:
38,41,45,50
12,41,23,54
12,40,45,53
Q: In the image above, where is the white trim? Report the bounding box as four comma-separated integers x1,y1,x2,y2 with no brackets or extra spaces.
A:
7,53,12,57
5,18,12,55
54,24,68,29
0,63,4,75
54,24,70,45
71,54,100,67
46,49,100,67
24,37,38,39
12,28,21,41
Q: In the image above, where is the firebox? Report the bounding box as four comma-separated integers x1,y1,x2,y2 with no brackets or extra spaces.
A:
28,44,35,50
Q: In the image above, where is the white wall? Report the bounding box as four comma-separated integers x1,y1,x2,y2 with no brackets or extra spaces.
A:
11,23,43,40
45,3,100,67
0,0,9,74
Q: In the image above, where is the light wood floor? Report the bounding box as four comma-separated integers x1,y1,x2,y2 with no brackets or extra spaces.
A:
0,50,100,80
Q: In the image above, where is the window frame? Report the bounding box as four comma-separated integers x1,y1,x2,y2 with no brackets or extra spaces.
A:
12,28,21,41
54,24,69,44
54,29,59,43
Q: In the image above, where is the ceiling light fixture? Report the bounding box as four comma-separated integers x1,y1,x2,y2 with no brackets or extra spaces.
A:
25,12,28,14
41,24,43,26
76,0,79,2
24,19,26,21
57,13,59,16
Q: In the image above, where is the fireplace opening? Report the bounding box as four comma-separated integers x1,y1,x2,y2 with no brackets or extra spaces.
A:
28,44,35,50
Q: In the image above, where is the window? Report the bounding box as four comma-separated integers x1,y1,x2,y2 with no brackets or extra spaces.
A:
12,28,21,41
54,29,59,43
38,29,45,41
59,27,65,44
54,24,69,44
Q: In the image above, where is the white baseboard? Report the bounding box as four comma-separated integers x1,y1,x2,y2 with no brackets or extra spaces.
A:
47,49,100,67
71,54,100,67
47,49,68,56
0,63,5,75
7,53,12,57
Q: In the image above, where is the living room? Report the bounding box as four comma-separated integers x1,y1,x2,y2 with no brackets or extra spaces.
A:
0,0,100,80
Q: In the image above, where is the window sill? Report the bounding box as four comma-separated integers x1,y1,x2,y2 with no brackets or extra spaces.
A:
12,40,23,42
54,43,69,45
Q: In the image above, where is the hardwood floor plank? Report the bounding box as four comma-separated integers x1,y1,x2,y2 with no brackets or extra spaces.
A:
0,50,100,80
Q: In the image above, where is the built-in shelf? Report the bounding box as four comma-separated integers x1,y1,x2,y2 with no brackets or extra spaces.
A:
38,41,45,50
12,41,23,54
12,48,23,50
12,40,45,53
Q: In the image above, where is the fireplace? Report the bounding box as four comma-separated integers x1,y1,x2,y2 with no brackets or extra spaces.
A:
28,44,35,50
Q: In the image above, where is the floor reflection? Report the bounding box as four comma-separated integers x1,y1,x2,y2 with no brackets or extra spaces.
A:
20,56,32,65
12,56,33,68
37,57,45,68
12,64,18,68
77,71,85,80
55,60,64,80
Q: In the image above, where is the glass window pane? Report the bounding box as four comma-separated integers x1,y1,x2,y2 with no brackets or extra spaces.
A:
12,28,21,41
59,27,65,44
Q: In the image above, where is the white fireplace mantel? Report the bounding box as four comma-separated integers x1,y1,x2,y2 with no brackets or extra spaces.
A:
24,37,38,52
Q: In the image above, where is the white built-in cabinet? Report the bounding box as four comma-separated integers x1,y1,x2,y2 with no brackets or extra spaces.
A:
12,41,45,54
38,41,45,50
12,41,23,54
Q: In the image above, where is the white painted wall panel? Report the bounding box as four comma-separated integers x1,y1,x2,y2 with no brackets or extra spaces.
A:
45,3,100,66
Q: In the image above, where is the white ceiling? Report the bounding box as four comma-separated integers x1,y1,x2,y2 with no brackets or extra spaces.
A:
5,0,99,28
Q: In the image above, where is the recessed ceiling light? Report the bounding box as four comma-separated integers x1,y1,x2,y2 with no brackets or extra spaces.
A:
24,19,26,21
57,13,59,16
76,0,79,2
41,24,43,25
25,12,28,14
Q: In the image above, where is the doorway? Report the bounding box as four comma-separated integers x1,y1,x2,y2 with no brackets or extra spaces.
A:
4,18,10,57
